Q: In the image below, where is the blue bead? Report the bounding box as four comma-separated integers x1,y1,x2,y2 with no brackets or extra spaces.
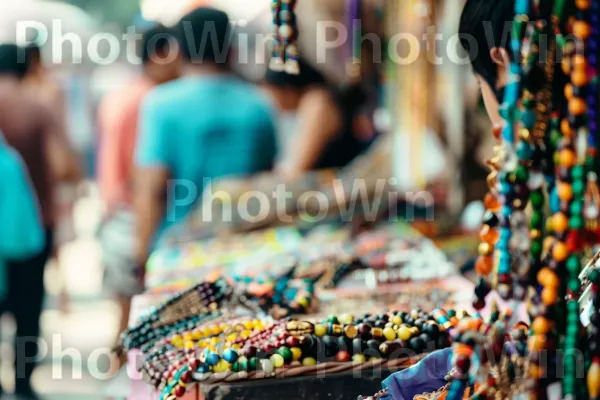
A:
521,110,536,129
206,352,221,366
549,188,560,213
223,349,239,364
516,141,532,159
197,363,210,373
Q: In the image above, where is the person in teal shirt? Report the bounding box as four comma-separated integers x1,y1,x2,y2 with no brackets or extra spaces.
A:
134,7,277,276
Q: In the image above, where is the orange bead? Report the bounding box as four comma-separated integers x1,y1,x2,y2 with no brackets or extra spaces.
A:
528,334,548,351
480,225,499,245
531,317,553,335
483,193,501,212
573,21,592,39
561,118,575,137
475,255,494,275
558,182,573,201
541,287,558,305
573,55,588,70
537,267,560,288
559,149,577,167
543,236,557,253
562,59,572,75
576,0,591,9
552,213,569,233
529,364,545,379
572,70,589,86
569,97,587,116
552,241,569,262
564,84,574,100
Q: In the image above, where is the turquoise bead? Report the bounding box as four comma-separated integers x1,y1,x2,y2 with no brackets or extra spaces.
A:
521,110,536,129
572,180,586,196
570,215,584,230
570,201,583,216
223,349,238,364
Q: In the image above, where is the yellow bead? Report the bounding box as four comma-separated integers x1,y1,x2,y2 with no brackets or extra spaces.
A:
391,315,403,325
314,324,326,337
297,297,309,308
213,359,231,373
339,314,354,324
211,325,221,335
291,347,302,361
397,326,412,341
352,354,367,363
302,357,317,366
232,344,241,350
183,333,193,342
227,333,238,342
192,330,202,340
184,341,195,350
243,320,253,330
270,354,285,368
587,362,600,398
383,327,396,342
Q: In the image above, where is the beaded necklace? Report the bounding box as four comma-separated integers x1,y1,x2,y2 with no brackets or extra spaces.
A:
269,0,300,74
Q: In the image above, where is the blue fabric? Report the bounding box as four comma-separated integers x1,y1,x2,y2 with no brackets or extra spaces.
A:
0,133,45,299
382,348,452,400
136,75,278,243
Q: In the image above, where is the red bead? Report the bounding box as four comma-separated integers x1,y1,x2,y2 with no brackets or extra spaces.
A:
181,370,191,383
455,354,471,372
472,297,485,310
498,274,511,284
566,230,585,252
175,386,186,397
336,351,351,362
189,359,200,370
286,336,299,347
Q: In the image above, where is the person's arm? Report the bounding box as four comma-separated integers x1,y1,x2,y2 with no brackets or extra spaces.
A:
277,88,342,180
97,96,130,212
133,95,170,271
43,99,82,183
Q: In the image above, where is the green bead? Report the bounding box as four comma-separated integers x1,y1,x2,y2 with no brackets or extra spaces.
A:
550,129,562,147
232,362,239,372
568,301,580,311
327,315,339,324
531,240,543,257
566,256,581,274
278,346,293,363
499,102,518,122
570,201,583,216
572,166,585,180
238,357,248,372
530,191,544,208
515,165,529,182
572,180,586,196
569,215,584,230
249,357,258,370
588,269,600,284
531,210,544,228
447,310,456,318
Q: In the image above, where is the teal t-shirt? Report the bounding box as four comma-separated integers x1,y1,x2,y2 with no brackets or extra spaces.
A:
135,75,278,242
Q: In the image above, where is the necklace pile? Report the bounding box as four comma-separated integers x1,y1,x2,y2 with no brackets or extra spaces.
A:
455,0,600,398
141,308,462,399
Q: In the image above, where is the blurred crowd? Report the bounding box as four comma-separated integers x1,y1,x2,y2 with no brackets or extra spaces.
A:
0,6,380,397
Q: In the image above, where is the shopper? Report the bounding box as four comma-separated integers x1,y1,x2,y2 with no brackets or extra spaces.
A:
264,58,372,180
134,8,277,275
98,25,180,354
0,43,79,399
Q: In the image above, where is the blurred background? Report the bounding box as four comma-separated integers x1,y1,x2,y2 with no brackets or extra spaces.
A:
0,0,495,398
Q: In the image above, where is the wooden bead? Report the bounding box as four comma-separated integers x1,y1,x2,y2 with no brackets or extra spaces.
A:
475,255,494,276
565,84,574,100
558,183,574,202
552,242,569,262
573,21,591,39
569,98,587,116
480,225,499,245
561,119,575,137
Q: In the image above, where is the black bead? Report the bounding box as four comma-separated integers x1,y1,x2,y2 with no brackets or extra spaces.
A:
352,338,366,354
482,211,499,227
408,337,426,353
591,312,600,327
414,319,425,329
474,278,492,298
367,339,381,351
423,323,440,338
436,335,451,349
322,336,339,358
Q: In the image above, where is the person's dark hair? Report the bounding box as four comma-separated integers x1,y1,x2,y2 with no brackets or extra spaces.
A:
265,58,326,89
25,44,42,67
175,7,231,64
458,0,515,90
141,24,174,65
0,44,29,79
